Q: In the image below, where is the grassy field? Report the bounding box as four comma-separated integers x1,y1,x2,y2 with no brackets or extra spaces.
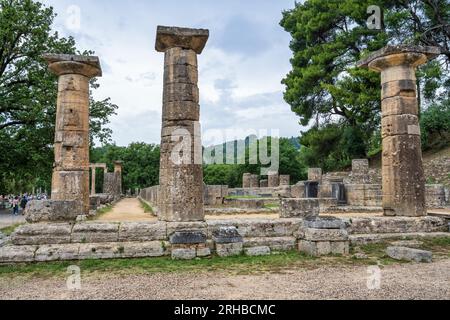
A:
0,236,448,278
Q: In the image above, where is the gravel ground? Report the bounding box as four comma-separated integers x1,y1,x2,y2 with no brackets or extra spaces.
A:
1,259,449,300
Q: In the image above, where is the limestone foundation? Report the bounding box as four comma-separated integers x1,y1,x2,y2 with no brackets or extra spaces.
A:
358,45,440,217
156,26,209,222
44,54,102,215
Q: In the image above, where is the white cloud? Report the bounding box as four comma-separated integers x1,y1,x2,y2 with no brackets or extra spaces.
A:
41,0,300,146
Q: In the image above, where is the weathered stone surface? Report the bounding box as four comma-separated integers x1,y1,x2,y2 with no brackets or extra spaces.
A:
308,168,322,182
299,240,331,256
45,54,102,216
204,185,228,206
207,219,303,238
0,245,37,263
390,240,424,248
260,180,269,188
25,200,83,223
35,244,80,262
157,26,207,223
357,45,438,217
350,232,450,245
172,248,196,260
196,247,211,257
169,231,206,244
121,241,168,258
156,26,209,54
245,246,271,256
268,172,280,188
11,223,72,245
224,198,264,209
346,216,448,234
216,242,243,257
78,243,122,260
386,246,432,263
279,198,320,219
71,222,120,243
303,228,349,241
279,175,290,186
330,241,350,255
167,222,207,235
243,237,297,251
426,184,447,208
119,222,167,242
304,217,348,230
212,227,243,244
242,173,251,188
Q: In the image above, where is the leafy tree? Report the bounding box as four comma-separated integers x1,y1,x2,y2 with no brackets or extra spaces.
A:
91,143,161,192
0,0,118,194
281,0,449,171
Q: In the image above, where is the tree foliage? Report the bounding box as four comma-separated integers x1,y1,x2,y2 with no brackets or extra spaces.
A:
281,0,450,171
0,0,118,194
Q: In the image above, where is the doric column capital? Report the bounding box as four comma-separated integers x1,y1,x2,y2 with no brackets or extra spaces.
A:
43,53,102,78
155,26,209,54
357,45,440,72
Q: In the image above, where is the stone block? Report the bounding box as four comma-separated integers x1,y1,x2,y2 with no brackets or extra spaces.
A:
11,223,72,245
0,245,37,263
330,241,350,255
298,240,331,256
167,221,207,235
245,246,271,256
279,198,320,219
304,228,349,241
386,246,432,263
25,200,83,223
196,247,211,257
35,244,80,262
78,243,123,260
172,248,196,260
347,216,448,234
170,231,206,244
71,222,120,243
120,241,167,258
212,227,243,244
308,168,322,182
243,237,297,251
224,198,264,209
119,222,167,242
156,26,209,55
304,217,348,230
216,242,243,257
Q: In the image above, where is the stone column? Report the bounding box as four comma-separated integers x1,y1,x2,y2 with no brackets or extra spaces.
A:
156,26,209,222
90,166,96,195
114,161,123,196
358,45,440,217
308,168,323,182
249,175,259,188
44,54,102,215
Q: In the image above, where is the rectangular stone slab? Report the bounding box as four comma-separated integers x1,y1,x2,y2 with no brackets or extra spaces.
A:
156,26,209,54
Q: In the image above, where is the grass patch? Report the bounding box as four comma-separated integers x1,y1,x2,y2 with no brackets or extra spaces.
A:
90,205,113,220
139,198,154,214
264,203,279,210
225,196,260,200
0,223,24,236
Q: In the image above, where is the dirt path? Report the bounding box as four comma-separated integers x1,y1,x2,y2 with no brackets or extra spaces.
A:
97,198,156,222
1,259,449,300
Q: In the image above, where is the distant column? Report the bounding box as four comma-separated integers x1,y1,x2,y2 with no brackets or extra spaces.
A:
44,54,102,215
155,26,209,222
358,45,440,217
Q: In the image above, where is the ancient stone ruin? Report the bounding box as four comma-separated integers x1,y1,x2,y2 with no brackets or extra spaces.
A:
0,37,448,264
156,26,209,223
358,45,441,217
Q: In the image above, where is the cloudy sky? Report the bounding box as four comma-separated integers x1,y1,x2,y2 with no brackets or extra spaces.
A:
41,0,304,147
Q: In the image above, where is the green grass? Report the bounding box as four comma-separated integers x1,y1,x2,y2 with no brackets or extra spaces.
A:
264,203,279,210
139,198,154,214
0,223,24,236
225,196,260,200
90,205,113,220
0,252,317,278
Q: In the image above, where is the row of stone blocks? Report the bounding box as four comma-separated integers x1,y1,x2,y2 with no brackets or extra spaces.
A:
0,216,447,263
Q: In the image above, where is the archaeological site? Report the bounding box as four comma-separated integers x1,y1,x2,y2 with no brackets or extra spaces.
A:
1,0,449,303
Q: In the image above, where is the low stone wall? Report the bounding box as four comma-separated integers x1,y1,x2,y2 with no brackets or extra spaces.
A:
0,215,447,263
204,185,228,206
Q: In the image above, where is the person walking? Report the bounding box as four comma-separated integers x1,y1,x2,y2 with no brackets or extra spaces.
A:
12,196,19,216
20,195,28,214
